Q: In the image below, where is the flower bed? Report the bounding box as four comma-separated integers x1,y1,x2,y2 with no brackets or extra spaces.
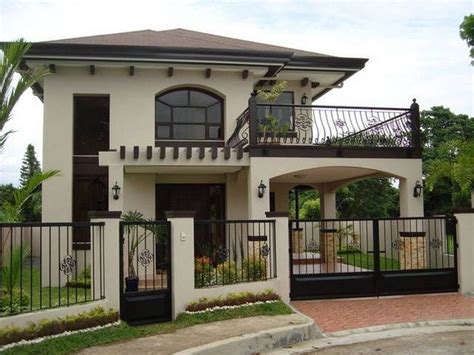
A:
0,307,118,348
185,289,280,313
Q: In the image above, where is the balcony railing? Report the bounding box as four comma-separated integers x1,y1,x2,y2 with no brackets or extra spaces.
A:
227,96,421,155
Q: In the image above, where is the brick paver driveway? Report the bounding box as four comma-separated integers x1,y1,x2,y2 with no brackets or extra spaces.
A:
292,293,474,333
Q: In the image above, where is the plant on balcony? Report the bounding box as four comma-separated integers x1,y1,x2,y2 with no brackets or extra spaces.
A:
121,210,167,292
257,81,291,141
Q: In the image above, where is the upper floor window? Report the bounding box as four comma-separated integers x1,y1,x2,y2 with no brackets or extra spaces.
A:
257,91,294,128
155,88,223,141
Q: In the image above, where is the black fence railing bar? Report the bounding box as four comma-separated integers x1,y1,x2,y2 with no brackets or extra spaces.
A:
194,220,276,288
120,221,170,293
289,216,456,276
0,222,105,317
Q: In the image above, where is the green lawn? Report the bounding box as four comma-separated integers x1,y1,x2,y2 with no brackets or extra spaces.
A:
338,251,400,271
447,234,455,255
3,301,292,355
1,266,92,316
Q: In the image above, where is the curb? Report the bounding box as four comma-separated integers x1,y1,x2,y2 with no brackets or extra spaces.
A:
269,318,474,354
177,306,320,355
327,318,474,337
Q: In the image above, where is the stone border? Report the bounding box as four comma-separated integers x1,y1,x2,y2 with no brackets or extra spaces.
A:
176,305,320,354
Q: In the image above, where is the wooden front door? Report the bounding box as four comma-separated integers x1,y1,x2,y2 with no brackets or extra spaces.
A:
156,184,225,248
155,184,225,220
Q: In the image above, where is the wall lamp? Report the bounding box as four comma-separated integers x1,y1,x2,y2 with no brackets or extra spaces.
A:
413,180,423,198
112,182,121,200
257,180,267,198
301,93,308,105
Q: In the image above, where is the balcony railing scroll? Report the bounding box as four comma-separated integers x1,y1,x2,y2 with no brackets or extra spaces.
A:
227,95,420,150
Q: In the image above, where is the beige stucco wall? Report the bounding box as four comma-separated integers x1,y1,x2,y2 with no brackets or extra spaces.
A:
248,157,424,219
42,66,253,222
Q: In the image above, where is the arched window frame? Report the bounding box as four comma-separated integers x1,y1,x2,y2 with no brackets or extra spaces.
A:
155,88,224,141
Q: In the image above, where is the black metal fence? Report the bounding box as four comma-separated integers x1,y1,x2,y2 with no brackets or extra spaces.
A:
289,216,458,299
120,221,170,293
0,222,105,317
194,220,276,288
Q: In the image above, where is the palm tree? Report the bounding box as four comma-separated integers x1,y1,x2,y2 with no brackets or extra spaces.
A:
1,39,50,151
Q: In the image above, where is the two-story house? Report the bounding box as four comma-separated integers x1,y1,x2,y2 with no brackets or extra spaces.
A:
23,29,424,247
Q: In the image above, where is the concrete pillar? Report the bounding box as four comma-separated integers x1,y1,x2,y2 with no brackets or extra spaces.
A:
166,211,195,319
399,177,424,217
90,211,122,311
272,184,290,212
455,210,474,295
320,188,336,219
266,212,290,303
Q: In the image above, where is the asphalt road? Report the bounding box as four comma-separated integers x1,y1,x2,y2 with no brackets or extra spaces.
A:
309,330,474,354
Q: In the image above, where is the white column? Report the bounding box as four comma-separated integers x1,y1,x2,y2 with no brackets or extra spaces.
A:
399,177,424,217
266,212,290,303
320,184,337,219
90,212,122,310
166,212,195,320
455,211,474,295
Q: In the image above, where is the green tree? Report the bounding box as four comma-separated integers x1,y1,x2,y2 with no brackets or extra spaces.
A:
300,198,321,219
421,107,474,214
19,144,41,187
460,14,474,63
336,178,399,218
0,39,49,151
0,170,59,222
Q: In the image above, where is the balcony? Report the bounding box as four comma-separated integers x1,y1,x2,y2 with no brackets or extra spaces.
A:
227,96,421,159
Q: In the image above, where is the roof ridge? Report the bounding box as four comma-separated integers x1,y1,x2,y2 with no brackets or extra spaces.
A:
44,29,156,43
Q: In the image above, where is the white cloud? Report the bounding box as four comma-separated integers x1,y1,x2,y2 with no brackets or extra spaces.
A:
0,0,472,185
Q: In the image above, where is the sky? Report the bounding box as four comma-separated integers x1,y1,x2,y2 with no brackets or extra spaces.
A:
0,0,472,185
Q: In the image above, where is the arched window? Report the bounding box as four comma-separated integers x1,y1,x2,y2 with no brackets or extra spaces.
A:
155,88,223,141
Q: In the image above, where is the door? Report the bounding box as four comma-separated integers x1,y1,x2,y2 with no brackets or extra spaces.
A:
156,184,225,246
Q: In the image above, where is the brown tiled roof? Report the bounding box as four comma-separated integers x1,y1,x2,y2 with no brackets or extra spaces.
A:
45,28,330,57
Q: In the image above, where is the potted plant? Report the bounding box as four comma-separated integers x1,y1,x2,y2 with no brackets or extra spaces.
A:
121,210,166,292
257,81,291,143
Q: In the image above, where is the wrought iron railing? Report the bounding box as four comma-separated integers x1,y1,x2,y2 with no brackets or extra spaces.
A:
194,220,276,288
0,222,105,317
120,221,170,293
227,97,420,149
289,216,456,275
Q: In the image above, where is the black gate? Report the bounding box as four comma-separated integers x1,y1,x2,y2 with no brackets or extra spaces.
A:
289,216,458,300
119,220,171,324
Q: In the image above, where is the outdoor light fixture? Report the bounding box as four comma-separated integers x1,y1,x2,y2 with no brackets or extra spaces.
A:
112,182,121,200
413,180,423,198
301,93,308,105
257,180,267,198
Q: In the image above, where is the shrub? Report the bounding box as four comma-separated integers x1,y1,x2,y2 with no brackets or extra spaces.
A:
243,256,268,281
0,306,118,346
195,257,214,288
216,261,239,285
185,289,280,312
0,288,31,316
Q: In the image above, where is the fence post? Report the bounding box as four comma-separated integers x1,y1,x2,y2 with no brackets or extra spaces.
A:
454,209,474,295
89,211,122,311
166,211,195,320
410,98,421,149
248,91,258,147
266,211,290,303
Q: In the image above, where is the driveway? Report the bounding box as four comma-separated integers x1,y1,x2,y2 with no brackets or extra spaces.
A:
292,293,474,332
